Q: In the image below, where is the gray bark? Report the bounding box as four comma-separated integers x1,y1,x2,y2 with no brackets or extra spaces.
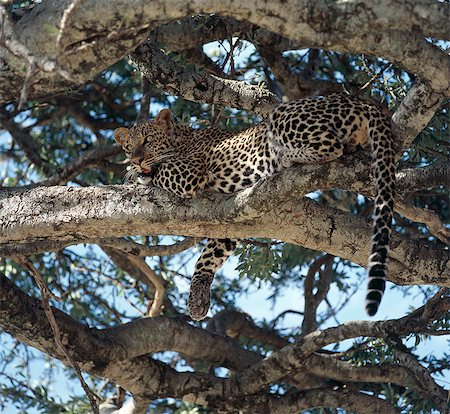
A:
1,0,448,103
1,167,448,287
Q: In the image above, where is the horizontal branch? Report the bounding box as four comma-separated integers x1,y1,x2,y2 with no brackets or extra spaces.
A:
0,112,51,174
0,271,258,372
215,388,398,414
0,169,448,288
395,197,449,244
28,145,123,187
208,309,435,398
396,160,449,193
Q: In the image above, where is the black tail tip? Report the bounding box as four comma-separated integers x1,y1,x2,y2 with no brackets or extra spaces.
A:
366,302,379,317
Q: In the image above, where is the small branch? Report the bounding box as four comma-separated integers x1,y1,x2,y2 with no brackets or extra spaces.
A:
360,61,392,91
136,75,152,124
15,258,101,414
302,255,334,336
395,197,449,243
387,335,448,413
17,60,37,110
422,287,449,322
125,254,165,317
100,237,200,257
223,297,450,397
206,310,288,349
305,353,420,389
216,388,398,414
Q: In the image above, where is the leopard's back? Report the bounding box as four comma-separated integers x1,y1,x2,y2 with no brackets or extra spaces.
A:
201,124,279,193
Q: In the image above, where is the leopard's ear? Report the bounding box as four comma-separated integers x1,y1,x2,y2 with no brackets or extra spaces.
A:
114,127,130,145
152,109,173,135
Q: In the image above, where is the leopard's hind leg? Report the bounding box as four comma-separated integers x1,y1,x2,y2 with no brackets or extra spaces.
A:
276,131,344,167
188,238,237,321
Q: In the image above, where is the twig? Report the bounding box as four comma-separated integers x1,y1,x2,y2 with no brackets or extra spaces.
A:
125,254,165,317
271,309,304,328
360,62,392,91
210,104,224,128
15,257,101,414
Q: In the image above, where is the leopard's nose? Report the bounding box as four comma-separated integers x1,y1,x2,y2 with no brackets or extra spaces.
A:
131,147,144,164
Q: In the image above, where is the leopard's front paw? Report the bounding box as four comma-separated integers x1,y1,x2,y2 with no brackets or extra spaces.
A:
188,273,213,321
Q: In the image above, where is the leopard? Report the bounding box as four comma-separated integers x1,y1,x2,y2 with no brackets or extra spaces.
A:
114,93,395,320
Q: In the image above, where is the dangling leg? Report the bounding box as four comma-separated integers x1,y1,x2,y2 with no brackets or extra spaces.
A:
188,238,237,321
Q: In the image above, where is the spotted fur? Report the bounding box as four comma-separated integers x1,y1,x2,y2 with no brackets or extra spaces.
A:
114,93,395,320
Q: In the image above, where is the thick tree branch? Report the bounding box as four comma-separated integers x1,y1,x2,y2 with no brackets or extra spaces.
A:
396,160,449,193
1,157,446,256
392,81,446,151
0,168,448,288
0,271,259,371
395,196,449,243
302,255,334,335
1,0,448,103
130,39,279,116
214,388,398,414
135,75,152,124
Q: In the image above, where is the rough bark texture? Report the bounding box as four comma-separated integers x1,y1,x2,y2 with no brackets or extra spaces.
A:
1,0,449,103
0,177,448,287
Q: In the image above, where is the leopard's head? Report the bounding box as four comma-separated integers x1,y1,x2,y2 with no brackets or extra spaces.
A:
114,109,179,182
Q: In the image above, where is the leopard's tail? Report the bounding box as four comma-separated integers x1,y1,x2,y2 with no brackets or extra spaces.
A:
366,114,396,316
